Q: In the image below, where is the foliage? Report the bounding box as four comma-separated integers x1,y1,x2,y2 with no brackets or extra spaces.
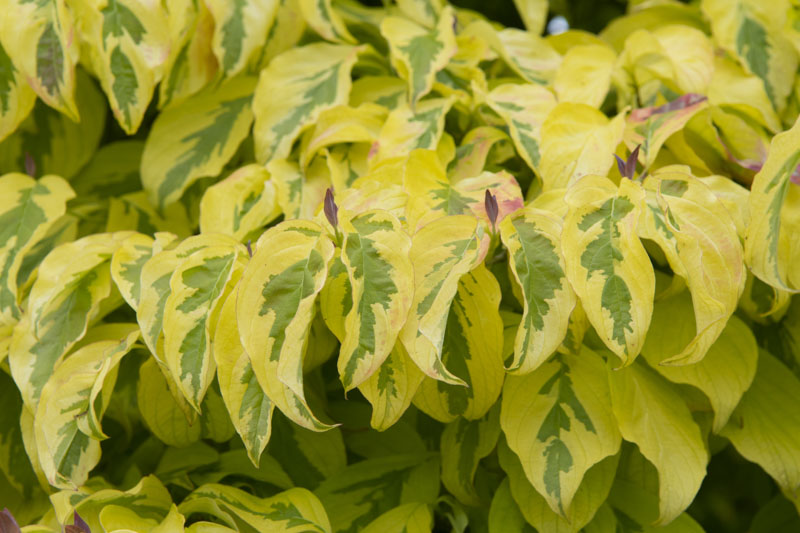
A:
0,0,799,531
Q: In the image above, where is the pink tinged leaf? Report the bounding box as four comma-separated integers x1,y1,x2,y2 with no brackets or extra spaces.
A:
324,187,339,228
628,93,707,122
792,164,800,185
0,509,20,533
485,190,499,230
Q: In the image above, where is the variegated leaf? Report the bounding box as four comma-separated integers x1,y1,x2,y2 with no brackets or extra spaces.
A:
484,83,556,174
158,0,217,108
447,126,509,182
624,94,708,169
745,115,800,292
703,0,798,114
267,157,330,221
539,104,626,190
0,173,74,326
106,191,193,237
400,215,489,384
501,347,621,517
10,232,131,408
248,0,306,72
199,164,281,241
500,206,576,374
237,220,335,431
299,104,385,169
214,289,274,467
299,0,355,43
396,0,442,27
207,0,279,78
180,484,331,532
164,244,243,410
374,97,454,162
412,265,504,421
0,40,35,142
315,454,439,533
562,176,654,365
608,361,708,524
110,232,155,312
643,290,758,433
441,406,501,506
34,325,139,488
70,140,144,202
253,43,361,164
381,6,456,107
0,0,78,119
337,210,413,391
640,168,745,364
142,76,256,210
498,438,620,532
71,0,169,134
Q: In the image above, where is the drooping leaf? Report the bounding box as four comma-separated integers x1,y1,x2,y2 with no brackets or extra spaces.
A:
142,76,256,210
500,206,576,374
236,220,335,431
0,0,78,119
399,215,490,385
0,173,74,326
562,176,654,365
299,0,355,44
137,357,201,448
501,347,621,517
0,40,35,143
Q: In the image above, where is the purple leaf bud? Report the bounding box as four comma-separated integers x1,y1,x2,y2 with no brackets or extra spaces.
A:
485,190,499,229
0,509,20,533
324,187,338,229
73,511,91,533
625,145,641,180
614,154,627,178
246,239,253,258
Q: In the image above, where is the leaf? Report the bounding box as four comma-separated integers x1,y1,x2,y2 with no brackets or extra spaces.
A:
488,479,535,533
315,454,439,533
71,0,169,133
0,70,106,180
539,104,626,190
554,44,616,108
237,220,335,431
484,83,556,174
412,265,504,421
745,114,800,292
498,438,619,532
512,0,547,34
9,232,130,408
702,0,798,113
639,168,745,364
0,173,74,326
608,361,708,524
357,342,425,431
253,43,361,164
501,347,621,517
158,0,217,108
468,22,560,85
447,126,509,183
206,0,279,78
0,40,35,143
381,6,456,107
267,157,330,221
500,206,576,374
180,485,331,532
299,0,355,43
106,191,193,237
400,215,490,385
642,290,758,433
137,357,201,448
34,325,139,488
214,289,274,467
69,140,144,201
164,245,242,410
0,371,43,501
721,350,800,501
0,0,78,119
299,103,384,170
337,210,413,390
562,177,654,365
142,76,256,210
199,164,281,241
441,406,501,506
374,97,454,161
624,94,709,168
361,503,432,533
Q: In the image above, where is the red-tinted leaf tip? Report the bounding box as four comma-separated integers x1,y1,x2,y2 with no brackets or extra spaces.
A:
0,509,20,533
64,511,91,533
324,187,339,228
614,154,627,177
24,153,35,178
485,189,499,230
626,145,641,179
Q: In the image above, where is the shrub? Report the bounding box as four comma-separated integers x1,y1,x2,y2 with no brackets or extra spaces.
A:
0,0,799,531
